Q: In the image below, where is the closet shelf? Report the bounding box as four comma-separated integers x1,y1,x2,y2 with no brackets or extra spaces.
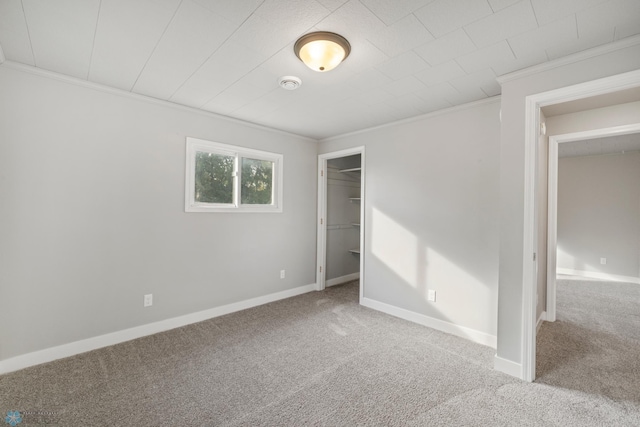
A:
349,197,361,202
349,249,361,254
339,167,362,173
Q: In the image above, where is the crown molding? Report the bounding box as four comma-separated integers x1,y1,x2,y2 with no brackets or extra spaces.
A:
0,60,318,143
497,34,640,84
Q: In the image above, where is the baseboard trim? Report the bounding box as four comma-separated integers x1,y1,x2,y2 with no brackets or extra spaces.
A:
557,268,640,284
326,272,360,287
494,354,522,379
0,283,316,375
360,297,497,348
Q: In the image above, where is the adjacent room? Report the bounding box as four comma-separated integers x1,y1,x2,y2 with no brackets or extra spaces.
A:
1,1,640,425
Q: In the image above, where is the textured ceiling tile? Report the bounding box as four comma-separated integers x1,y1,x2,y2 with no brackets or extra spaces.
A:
316,0,350,11
487,0,521,12
464,0,538,48
22,0,100,78
238,67,282,94
491,48,546,76
376,51,429,80
413,29,477,66
132,0,236,100
368,14,434,57
456,41,515,74
449,67,500,96
382,75,427,96
508,15,577,58
545,30,612,60
89,0,181,91
317,0,387,39
351,88,396,105
445,86,487,105
254,0,330,32
385,94,426,119
577,0,640,42
360,0,435,25
414,0,492,38
229,14,296,59
201,90,252,115
233,88,296,120
346,68,394,92
169,41,267,107
0,0,35,65
413,95,453,114
201,79,273,115
414,60,466,86
414,82,460,101
191,0,262,26
530,0,608,26
339,39,390,75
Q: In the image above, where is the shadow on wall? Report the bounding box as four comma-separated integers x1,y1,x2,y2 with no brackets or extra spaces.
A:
370,207,496,338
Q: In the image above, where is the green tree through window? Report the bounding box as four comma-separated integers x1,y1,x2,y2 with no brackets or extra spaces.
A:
241,158,273,205
194,152,234,204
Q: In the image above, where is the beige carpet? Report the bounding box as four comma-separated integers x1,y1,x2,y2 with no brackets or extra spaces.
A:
536,275,640,404
1,279,639,426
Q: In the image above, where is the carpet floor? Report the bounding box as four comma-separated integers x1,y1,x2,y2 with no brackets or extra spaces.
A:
1,279,639,426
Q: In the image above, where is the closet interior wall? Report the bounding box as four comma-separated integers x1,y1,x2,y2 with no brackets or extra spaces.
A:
326,155,361,286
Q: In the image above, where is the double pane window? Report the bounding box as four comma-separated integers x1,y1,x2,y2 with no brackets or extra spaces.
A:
186,138,283,213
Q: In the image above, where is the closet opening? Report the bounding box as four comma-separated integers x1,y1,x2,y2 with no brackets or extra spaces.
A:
316,147,365,301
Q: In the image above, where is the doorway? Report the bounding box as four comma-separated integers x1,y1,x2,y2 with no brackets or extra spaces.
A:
546,124,640,321
521,69,640,381
316,147,365,301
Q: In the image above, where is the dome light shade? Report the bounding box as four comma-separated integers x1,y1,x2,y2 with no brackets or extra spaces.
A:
294,32,351,72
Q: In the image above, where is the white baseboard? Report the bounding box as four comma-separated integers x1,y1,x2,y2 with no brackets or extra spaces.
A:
494,354,522,379
0,283,316,375
360,297,497,348
326,272,360,287
557,268,640,284
536,311,547,333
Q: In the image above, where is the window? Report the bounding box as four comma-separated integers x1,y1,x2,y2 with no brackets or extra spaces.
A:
185,138,283,213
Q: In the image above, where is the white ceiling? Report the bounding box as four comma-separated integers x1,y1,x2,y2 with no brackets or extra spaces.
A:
1,0,639,139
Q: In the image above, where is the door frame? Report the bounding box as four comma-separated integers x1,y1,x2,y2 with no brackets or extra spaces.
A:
522,68,640,382
546,123,640,322
316,147,365,302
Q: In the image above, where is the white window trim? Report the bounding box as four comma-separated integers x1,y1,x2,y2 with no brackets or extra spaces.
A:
185,137,283,213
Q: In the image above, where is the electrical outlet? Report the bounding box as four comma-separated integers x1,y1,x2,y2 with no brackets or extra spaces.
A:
280,270,286,279
600,258,607,265
144,294,153,307
427,290,436,302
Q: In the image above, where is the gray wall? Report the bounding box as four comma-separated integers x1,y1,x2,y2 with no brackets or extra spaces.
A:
0,65,318,361
497,42,640,364
557,151,640,280
319,99,501,338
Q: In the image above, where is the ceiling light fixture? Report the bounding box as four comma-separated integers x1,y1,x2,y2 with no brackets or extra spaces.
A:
294,31,351,72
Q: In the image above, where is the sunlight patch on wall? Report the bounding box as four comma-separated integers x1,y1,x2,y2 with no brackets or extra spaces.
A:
371,208,418,288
